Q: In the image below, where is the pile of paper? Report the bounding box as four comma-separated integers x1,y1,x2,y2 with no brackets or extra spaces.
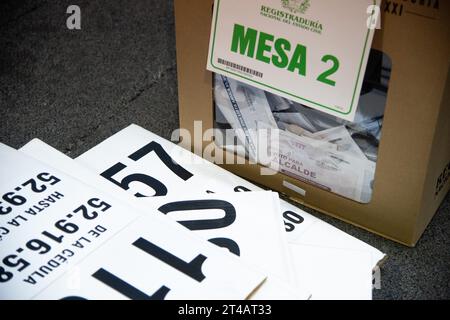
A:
0,124,385,300
214,74,386,203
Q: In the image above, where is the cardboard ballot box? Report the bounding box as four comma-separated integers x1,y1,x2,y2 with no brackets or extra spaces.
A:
174,0,450,246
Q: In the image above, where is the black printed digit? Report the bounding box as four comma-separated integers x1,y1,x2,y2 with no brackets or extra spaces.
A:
0,202,12,215
158,200,240,255
208,237,240,256
158,200,237,230
87,198,111,212
101,163,167,197
54,220,79,234
25,239,51,254
234,186,251,192
133,237,207,282
2,255,30,272
128,141,193,181
92,268,170,300
37,173,61,185
0,267,13,283
2,192,26,206
72,199,111,220
73,205,98,220
22,179,47,193
283,210,304,232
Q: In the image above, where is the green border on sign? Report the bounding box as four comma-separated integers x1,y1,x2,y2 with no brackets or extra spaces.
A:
209,0,377,116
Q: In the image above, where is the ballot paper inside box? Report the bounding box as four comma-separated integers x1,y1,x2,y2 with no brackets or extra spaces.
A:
213,65,387,204
174,0,450,246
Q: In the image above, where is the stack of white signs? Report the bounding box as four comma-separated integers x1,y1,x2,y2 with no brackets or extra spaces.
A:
0,124,385,300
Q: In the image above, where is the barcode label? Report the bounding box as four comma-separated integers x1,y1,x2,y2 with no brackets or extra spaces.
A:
218,58,263,78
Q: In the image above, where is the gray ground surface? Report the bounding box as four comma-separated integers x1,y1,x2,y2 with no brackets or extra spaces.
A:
1,0,449,300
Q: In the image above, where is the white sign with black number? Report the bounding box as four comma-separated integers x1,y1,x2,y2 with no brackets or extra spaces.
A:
33,215,266,300
0,143,136,299
20,139,310,300
71,125,383,299
73,125,383,263
0,144,266,300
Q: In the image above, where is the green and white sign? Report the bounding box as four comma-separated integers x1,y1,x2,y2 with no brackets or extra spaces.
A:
207,0,380,122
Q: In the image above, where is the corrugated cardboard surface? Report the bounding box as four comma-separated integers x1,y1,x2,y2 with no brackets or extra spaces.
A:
175,0,450,246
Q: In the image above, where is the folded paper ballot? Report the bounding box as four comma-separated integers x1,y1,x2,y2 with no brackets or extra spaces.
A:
69,124,382,299
257,123,376,204
0,143,266,300
214,74,278,159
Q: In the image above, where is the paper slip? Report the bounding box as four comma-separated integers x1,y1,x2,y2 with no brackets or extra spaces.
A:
273,112,342,134
266,126,374,203
73,124,384,268
0,144,265,299
214,74,278,159
311,126,367,160
20,140,309,300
